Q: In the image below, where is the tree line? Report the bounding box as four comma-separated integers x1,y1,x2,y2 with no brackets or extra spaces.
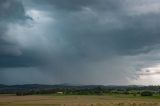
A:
15,87,156,96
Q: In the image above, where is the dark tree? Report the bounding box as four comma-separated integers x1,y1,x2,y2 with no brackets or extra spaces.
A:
141,91,153,96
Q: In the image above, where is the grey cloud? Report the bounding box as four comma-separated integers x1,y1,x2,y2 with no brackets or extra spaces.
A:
0,45,22,56
0,0,27,50
0,0,29,22
49,13,160,59
27,0,98,11
24,0,160,58
28,0,124,12
0,0,40,67
0,50,46,68
1,0,160,85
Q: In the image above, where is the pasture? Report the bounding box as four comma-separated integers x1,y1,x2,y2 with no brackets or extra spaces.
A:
0,95,160,106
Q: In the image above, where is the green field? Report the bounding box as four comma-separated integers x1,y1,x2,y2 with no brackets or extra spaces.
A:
0,94,160,106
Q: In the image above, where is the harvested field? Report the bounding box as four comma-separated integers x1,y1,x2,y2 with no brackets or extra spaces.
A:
0,95,160,106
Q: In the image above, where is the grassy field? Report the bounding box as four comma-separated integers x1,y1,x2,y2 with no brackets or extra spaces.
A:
0,94,160,106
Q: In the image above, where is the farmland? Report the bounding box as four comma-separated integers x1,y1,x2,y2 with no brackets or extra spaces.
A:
1,85,160,106
0,95,160,106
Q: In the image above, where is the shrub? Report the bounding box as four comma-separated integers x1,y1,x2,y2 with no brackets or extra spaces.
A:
141,91,153,96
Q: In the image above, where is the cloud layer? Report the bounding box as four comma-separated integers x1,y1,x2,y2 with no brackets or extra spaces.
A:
1,0,160,85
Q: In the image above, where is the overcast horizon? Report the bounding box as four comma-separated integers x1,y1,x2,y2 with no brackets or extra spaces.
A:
1,0,160,85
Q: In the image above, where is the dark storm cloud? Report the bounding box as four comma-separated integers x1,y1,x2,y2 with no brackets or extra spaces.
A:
111,14,160,55
33,0,97,11
0,50,46,68
43,13,160,59
1,0,160,84
26,0,160,57
29,0,123,12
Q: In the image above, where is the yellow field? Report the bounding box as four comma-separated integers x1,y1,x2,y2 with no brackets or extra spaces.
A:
0,95,160,106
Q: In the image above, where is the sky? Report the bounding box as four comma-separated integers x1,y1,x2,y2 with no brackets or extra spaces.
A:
0,0,160,85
